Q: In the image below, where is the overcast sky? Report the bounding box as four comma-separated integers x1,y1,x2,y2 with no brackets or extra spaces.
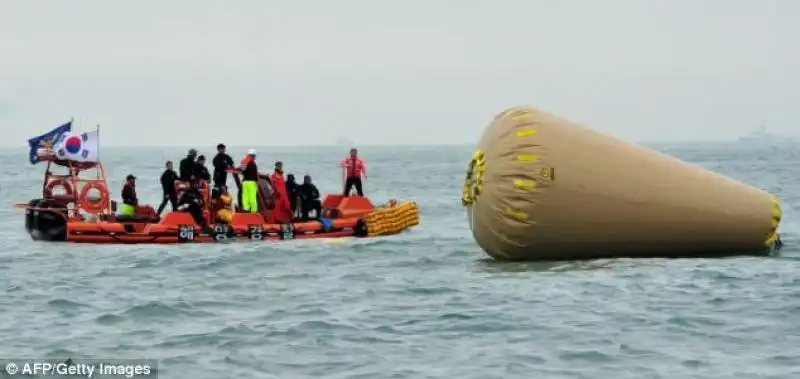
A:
1,0,797,146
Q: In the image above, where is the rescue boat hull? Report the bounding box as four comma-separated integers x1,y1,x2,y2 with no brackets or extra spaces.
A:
64,219,366,244
65,225,359,243
22,195,419,244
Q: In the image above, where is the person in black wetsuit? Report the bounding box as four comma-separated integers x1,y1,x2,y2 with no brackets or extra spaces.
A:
286,174,299,216
179,148,197,181
195,155,211,182
299,175,322,220
177,180,212,232
212,143,234,189
156,160,178,216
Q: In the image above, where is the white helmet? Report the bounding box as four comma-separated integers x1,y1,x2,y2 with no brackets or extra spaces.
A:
247,148,257,156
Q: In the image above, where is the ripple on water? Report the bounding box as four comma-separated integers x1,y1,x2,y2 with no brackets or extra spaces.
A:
122,300,214,320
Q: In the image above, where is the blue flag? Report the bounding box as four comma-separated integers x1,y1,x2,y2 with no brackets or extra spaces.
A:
28,121,72,164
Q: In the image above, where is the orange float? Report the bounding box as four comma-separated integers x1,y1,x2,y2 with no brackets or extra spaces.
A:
44,178,74,198
79,182,110,214
17,152,419,244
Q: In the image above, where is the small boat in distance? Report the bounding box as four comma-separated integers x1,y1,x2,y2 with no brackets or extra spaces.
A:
735,125,797,146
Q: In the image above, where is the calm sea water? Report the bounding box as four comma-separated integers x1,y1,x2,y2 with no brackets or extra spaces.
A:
0,144,798,379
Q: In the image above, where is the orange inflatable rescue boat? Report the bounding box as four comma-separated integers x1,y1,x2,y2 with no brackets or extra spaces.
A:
17,155,419,243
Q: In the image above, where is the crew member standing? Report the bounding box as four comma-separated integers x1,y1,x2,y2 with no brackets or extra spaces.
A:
195,155,211,182
120,174,138,216
156,161,178,216
340,148,366,196
240,149,259,212
286,174,299,215
212,143,234,189
271,161,293,223
179,148,197,181
299,174,322,220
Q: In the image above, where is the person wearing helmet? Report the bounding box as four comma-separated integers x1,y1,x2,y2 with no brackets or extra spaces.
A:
179,148,198,181
240,149,259,212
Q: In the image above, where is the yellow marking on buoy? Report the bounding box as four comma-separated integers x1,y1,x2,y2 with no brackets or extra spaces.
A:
513,179,536,190
765,196,782,247
510,110,533,121
516,128,537,137
765,231,777,247
494,108,519,120
504,207,528,220
515,154,540,161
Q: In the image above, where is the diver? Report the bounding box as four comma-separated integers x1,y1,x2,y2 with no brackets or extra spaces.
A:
239,149,259,212
212,143,234,189
341,148,366,196
179,148,198,181
195,155,211,182
156,160,178,217
177,180,212,233
286,174,299,216
120,174,138,217
271,161,293,222
299,174,322,220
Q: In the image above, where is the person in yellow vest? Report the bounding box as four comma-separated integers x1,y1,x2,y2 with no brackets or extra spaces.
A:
120,174,137,216
213,185,234,223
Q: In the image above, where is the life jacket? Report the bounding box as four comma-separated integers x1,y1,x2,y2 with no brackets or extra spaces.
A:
239,155,253,168
341,156,366,177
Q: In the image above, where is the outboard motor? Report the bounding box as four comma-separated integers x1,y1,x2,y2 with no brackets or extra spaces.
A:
26,199,68,241
24,199,42,234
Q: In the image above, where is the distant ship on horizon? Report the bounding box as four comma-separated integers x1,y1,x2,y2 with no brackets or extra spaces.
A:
335,137,355,147
735,125,797,145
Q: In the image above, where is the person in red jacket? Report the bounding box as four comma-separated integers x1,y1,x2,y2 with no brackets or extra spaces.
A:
340,148,366,196
270,161,293,223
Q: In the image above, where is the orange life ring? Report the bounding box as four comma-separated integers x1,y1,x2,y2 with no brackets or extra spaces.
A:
79,182,110,214
44,179,74,198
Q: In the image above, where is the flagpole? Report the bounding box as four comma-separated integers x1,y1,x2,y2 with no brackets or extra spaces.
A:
96,124,100,161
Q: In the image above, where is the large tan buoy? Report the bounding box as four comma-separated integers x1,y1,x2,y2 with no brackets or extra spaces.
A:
463,106,781,260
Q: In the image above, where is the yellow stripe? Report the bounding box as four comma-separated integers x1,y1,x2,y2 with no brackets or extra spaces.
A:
510,111,533,121
765,196,782,247
513,179,536,190
504,207,528,220
516,128,536,137
515,154,540,161
765,231,777,247
494,108,519,120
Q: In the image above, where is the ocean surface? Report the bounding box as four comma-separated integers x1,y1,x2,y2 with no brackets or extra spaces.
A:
0,144,798,379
